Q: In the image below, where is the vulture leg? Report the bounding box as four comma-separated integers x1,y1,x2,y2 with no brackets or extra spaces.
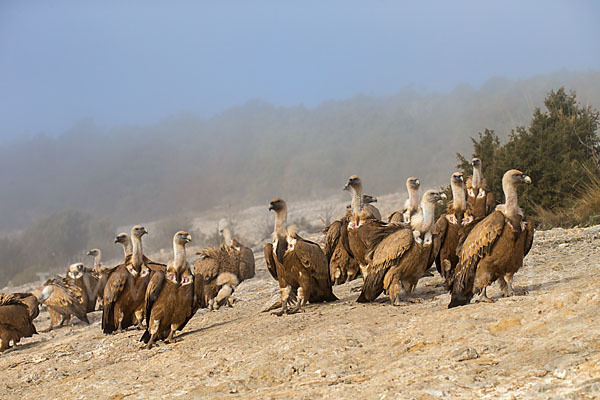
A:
474,287,494,303
165,325,180,344
288,287,306,314
273,285,292,316
134,309,145,330
145,333,157,349
500,273,528,297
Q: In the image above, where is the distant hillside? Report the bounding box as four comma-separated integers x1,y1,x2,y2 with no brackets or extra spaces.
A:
1,69,599,232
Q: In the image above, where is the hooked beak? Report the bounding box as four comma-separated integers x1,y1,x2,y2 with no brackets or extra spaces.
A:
343,184,350,191
268,204,274,211
186,235,192,243
523,175,532,184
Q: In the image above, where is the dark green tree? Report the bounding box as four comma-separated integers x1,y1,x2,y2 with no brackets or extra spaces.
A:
457,88,599,215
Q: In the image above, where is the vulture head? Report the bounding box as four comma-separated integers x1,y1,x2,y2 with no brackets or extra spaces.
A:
173,231,192,246
87,248,100,257
343,175,362,192
68,262,86,280
503,169,532,187
423,189,446,205
114,233,129,244
451,172,464,186
406,177,420,191
131,225,148,239
362,194,377,204
472,158,481,168
268,198,287,213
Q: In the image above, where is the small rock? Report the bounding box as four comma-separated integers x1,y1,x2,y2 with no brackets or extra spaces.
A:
454,347,479,361
553,369,567,379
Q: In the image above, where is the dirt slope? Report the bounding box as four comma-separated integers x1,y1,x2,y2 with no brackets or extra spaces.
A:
1,225,599,399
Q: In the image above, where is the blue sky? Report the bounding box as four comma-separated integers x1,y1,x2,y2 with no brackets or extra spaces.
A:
1,0,599,139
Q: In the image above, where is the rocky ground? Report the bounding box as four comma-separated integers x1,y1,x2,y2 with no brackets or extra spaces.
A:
1,224,599,399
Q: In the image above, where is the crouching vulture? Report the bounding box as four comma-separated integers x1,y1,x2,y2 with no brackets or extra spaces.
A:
41,277,89,329
265,198,337,315
449,169,534,308
0,294,37,352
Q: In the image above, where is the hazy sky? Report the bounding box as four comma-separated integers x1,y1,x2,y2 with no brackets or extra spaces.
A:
1,1,599,139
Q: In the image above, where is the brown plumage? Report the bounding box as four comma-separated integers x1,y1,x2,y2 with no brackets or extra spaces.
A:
10,292,45,321
102,225,155,334
323,209,359,285
218,219,256,281
0,294,37,352
344,176,396,278
389,177,421,223
193,245,240,310
67,262,100,313
449,169,534,308
434,172,475,285
357,190,444,303
466,158,496,219
42,277,89,329
87,248,116,304
267,198,337,315
141,231,201,348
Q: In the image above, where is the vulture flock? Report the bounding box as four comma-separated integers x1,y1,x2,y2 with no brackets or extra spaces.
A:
0,158,534,354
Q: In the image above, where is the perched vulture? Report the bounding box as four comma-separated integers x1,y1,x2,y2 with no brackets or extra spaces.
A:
434,172,474,285
266,198,337,315
141,231,202,348
67,262,100,313
218,218,256,281
323,208,359,285
193,246,240,310
389,177,421,224
0,294,37,352
41,277,89,329
102,225,154,333
449,169,534,308
466,158,496,219
115,233,133,260
357,190,444,304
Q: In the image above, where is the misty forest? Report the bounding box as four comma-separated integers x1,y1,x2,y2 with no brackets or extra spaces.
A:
0,70,599,288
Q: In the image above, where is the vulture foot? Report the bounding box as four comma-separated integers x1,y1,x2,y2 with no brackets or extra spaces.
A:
474,288,495,303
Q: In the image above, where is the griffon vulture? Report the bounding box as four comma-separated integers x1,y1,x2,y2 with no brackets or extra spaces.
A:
266,198,337,315
323,208,360,285
67,262,100,313
357,190,444,303
102,225,154,333
193,246,240,311
218,218,256,281
141,231,202,348
466,158,496,219
0,294,37,352
41,277,90,329
449,169,534,308
389,177,421,224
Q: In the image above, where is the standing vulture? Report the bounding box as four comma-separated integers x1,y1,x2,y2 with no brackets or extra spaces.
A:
67,262,100,313
323,208,360,285
265,198,337,315
218,218,256,281
141,231,201,348
41,277,90,329
357,190,443,304
102,225,153,333
389,177,421,224
434,172,473,285
0,294,37,352
449,169,534,308
466,158,496,219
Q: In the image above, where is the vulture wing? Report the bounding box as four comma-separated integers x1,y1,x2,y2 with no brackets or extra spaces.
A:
264,243,278,280
102,267,127,332
293,239,330,283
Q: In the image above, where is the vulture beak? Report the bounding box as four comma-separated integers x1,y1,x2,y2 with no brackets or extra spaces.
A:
86,250,93,255
343,183,350,191
440,193,447,200
523,175,532,184
268,204,274,211
114,237,119,243
186,235,192,243
143,228,148,235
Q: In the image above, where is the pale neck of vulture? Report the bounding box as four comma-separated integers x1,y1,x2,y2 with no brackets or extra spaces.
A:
411,195,436,233
92,251,102,269
472,165,482,189
451,181,466,212
131,234,144,268
350,184,364,216
274,207,288,238
502,177,522,219
173,241,187,270
221,227,233,246
407,185,419,212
